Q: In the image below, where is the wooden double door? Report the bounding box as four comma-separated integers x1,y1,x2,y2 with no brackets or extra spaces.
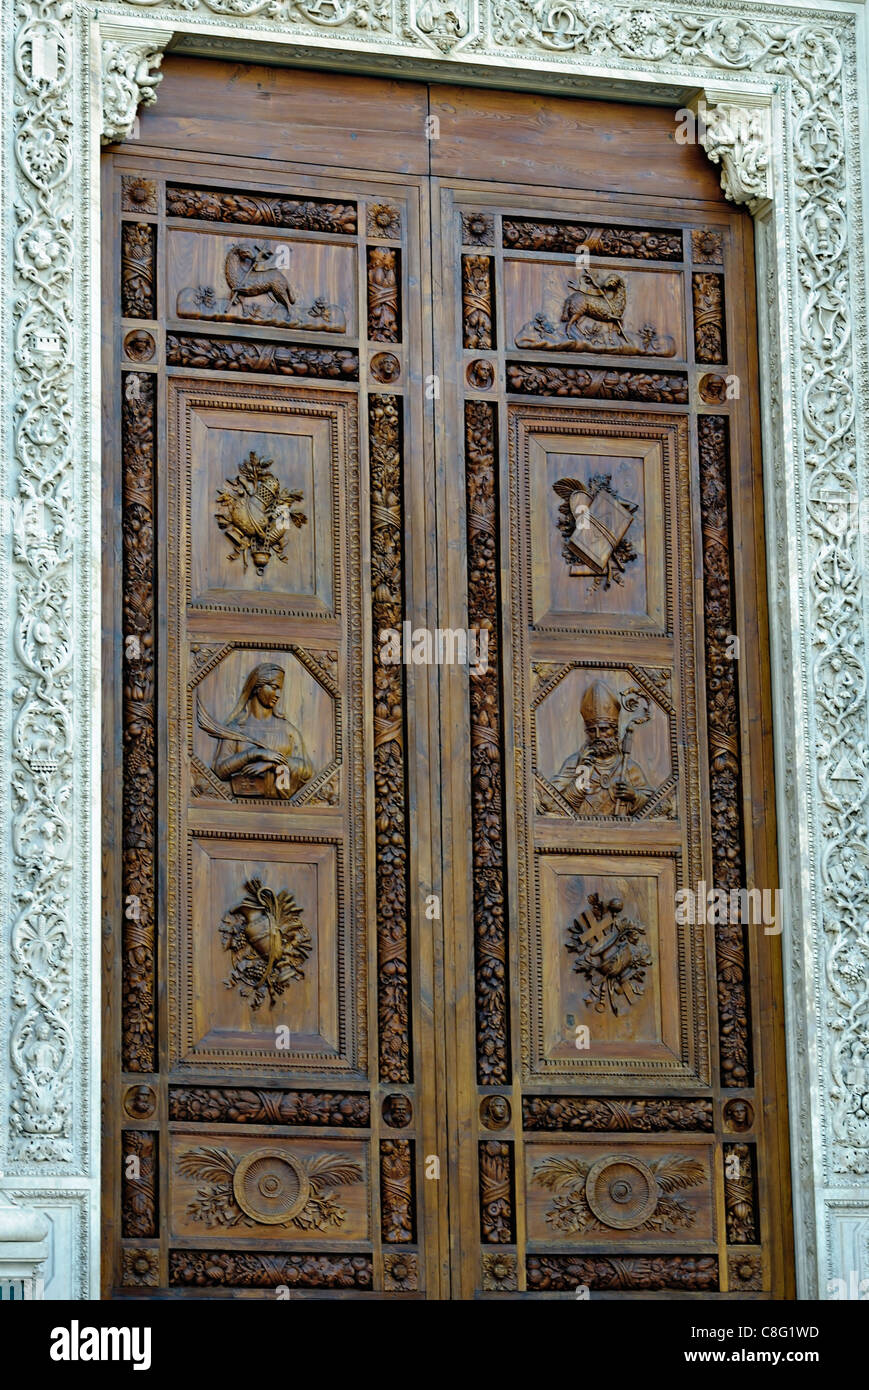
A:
102,59,793,1298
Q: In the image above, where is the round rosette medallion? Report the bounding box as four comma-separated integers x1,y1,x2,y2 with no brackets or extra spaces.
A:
585,1154,658,1229
232,1148,310,1225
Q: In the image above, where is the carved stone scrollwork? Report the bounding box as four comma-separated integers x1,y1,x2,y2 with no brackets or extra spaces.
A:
100,27,174,146
695,92,773,213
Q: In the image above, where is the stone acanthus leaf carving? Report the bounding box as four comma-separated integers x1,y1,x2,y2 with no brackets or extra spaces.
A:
100,28,174,145
695,94,772,211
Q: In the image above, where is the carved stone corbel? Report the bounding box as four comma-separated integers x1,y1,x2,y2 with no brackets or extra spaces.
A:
100,24,174,146
692,89,773,215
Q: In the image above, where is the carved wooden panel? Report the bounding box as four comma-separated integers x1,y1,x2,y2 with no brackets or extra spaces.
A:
105,153,433,1298
440,176,786,1300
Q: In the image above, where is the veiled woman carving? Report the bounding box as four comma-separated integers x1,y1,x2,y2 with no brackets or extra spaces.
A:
198,661,312,800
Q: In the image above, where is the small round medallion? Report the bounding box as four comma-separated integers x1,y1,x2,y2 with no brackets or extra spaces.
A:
585,1154,658,1229
232,1148,310,1224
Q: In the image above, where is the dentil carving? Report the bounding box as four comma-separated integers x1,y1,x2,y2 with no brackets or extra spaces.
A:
533,1152,706,1233
220,879,312,1008
215,451,308,574
179,1145,363,1229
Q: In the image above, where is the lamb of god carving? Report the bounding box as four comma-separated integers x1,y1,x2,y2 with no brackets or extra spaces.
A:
515,269,675,356
196,661,313,800
177,242,347,333
553,679,652,817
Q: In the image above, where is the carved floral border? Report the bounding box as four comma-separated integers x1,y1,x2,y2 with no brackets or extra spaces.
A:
2,0,868,1299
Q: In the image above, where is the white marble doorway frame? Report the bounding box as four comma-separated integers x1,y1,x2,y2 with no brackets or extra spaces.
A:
1,0,868,1298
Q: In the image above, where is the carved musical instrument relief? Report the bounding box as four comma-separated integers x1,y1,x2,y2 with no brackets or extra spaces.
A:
214,451,308,575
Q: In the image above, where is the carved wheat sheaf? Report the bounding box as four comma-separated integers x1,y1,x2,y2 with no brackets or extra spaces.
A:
380,1139,414,1243
465,400,510,1084
370,395,411,1083
698,415,752,1089
462,255,493,349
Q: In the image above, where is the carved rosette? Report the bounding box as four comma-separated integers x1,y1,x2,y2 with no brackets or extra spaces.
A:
370,396,410,1084
479,1141,514,1243
728,1252,763,1292
383,1251,418,1291
122,1130,157,1239
380,1139,414,1243
698,416,752,1089
122,1249,159,1288
482,1252,518,1291
465,401,510,1084
122,370,157,1073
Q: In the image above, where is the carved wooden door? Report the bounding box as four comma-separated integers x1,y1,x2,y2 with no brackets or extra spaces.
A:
102,61,792,1299
102,77,447,1297
431,86,793,1299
